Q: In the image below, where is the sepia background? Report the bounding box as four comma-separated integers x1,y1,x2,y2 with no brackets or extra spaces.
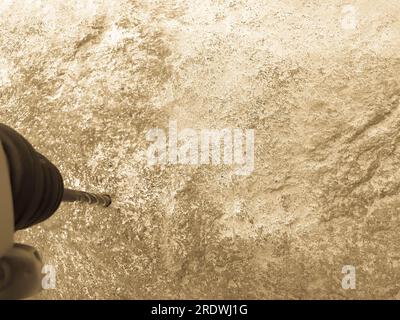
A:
0,0,400,299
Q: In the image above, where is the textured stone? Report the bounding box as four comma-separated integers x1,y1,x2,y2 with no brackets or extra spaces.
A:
0,0,399,299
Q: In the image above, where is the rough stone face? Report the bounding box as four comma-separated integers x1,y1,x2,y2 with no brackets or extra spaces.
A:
0,0,399,299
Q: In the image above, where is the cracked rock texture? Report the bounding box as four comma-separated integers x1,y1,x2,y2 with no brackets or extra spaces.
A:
0,0,400,299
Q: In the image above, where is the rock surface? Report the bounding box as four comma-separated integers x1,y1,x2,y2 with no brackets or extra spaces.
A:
0,0,399,299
